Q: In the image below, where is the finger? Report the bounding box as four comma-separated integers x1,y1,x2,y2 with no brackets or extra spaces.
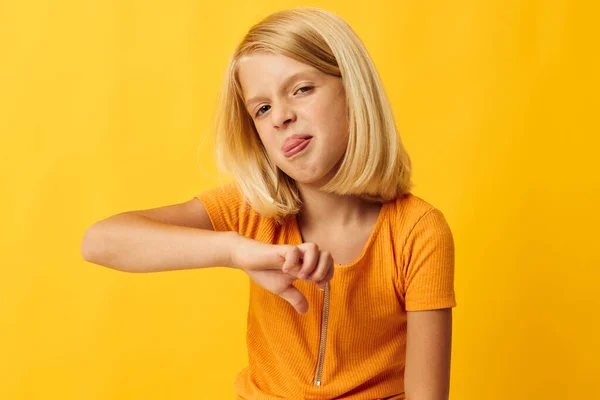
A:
316,266,334,289
278,286,308,314
296,243,319,279
281,246,301,274
306,250,332,283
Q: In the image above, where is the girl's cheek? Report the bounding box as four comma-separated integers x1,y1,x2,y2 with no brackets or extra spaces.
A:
269,140,279,155
259,135,277,156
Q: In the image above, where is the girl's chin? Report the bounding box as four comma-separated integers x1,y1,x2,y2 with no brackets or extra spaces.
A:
289,171,335,187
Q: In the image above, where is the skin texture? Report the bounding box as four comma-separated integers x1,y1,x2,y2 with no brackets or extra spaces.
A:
405,308,453,400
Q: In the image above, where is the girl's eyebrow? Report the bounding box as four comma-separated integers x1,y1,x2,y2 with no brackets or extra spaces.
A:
245,70,315,109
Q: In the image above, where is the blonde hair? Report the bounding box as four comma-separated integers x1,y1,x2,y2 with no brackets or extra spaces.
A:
211,7,414,222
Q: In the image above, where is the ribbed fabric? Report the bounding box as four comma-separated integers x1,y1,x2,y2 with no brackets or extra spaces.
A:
195,183,456,400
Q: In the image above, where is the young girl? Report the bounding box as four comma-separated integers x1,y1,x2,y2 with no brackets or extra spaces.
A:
81,7,456,400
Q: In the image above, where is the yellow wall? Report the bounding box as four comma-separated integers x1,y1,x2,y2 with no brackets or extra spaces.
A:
1,1,598,398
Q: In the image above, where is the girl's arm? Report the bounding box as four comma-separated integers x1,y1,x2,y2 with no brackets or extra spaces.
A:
81,198,334,314
404,308,453,400
80,198,239,273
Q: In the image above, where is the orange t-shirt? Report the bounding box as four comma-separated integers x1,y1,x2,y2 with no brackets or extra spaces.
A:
195,183,457,400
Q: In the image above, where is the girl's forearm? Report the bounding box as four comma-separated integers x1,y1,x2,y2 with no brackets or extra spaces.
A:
81,212,240,273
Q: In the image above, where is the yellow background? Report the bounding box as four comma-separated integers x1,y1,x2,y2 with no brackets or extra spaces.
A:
1,1,598,399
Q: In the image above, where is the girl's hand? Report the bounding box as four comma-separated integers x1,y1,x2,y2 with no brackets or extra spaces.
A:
229,235,334,314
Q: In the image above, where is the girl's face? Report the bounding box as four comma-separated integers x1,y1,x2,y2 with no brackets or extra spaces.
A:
238,52,349,186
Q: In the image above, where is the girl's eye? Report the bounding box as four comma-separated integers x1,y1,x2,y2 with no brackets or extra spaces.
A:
296,86,313,94
256,105,270,117
254,86,313,117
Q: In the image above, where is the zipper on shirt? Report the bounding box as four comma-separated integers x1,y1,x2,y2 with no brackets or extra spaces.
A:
314,282,330,386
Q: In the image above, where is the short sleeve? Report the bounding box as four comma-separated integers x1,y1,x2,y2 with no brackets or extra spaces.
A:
401,208,457,311
194,183,245,232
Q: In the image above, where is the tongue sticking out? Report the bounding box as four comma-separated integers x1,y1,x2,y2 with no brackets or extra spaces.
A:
283,138,310,152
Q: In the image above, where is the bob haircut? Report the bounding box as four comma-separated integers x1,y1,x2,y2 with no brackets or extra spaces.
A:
211,6,414,222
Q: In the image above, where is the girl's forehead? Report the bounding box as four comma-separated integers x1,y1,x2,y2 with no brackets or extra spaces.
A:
238,54,320,95
238,52,312,72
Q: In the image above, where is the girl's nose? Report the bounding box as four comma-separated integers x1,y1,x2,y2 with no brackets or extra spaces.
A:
272,105,296,128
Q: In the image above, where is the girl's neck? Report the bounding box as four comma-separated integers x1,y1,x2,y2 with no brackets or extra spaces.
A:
296,183,382,229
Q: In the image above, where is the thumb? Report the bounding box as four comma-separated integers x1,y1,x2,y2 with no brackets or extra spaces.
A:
278,285,308,314
257,244,294,271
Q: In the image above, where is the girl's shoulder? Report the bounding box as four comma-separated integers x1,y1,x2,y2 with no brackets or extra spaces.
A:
389,191,441,220
387,192,452,241
194,182,252,232
195,183,276,237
